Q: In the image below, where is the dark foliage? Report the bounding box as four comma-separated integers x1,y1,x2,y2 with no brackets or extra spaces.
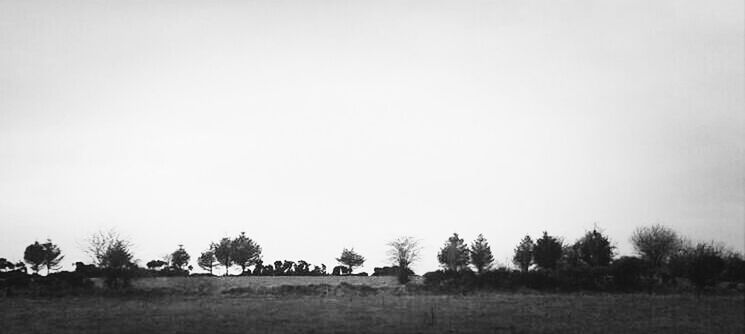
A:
74,262,102,277
722,253,745,283
23,240,64,275
332,265,351,276
437,233,469,272
232,233,262,274
372,266,414,277
336,249,365,274
469,234,494,273
212,237,233,276
146,260,168,270
609,256,650,292
0,258,26,273
100,240,136,289
574,229,614,267
672,243,726,292
170,245,191,271
513,235,534,272
534,232,563,270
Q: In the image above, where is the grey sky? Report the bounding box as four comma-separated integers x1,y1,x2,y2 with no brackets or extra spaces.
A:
1,0,743,273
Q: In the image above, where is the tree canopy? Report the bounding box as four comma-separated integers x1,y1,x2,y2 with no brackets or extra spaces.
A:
437,233,469,272
574,229,614,267
170,244,191,270
513,235,534,272
231,232,262,274
469,234,494,273
23,239,64,274
630,224,682,269
534,232,563,270
336,248,365,274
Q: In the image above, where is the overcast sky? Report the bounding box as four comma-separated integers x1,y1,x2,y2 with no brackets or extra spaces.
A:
1,0,743,274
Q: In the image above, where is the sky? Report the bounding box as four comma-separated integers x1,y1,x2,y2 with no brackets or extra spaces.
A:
0,0,743,274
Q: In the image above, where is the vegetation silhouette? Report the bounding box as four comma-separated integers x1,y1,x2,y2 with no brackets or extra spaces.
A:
1,225,743,296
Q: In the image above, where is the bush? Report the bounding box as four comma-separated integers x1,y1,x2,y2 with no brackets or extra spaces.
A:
103,268,135,289
555,266,611,291
610,256,650,292
0,270,30,290
37,271,94,290
520,270,558,290
74,262,102,277
423,269,476,292
722,254,745,283
478,268,518,290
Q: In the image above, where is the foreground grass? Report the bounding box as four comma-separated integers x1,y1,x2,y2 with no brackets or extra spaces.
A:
1,293,743,333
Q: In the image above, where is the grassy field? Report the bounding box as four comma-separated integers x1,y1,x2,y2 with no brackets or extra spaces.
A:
1,293,743,333
89,276,407,292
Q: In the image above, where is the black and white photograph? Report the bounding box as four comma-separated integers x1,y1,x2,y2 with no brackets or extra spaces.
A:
1,0,743,333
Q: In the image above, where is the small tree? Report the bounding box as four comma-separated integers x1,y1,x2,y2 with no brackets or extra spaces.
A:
100,240,134,270
469,234,494,274
197,249,217,275
387,236,422,283
170,244,191,270
231,232,262,274
533,232,563,270
83,229,130,267
41,240,64,274
437,233,469,272
212,237,233,276
336,248,365,274
100,239,135,289
630,224,682,270
23,241,46,274
513,235,534,272
574,229,614,267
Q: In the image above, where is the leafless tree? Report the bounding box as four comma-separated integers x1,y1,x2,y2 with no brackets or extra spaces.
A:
630,224,683,269
387,236,421,283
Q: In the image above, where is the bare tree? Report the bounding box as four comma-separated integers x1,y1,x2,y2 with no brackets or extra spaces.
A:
387,236,421,283
630,224,682,270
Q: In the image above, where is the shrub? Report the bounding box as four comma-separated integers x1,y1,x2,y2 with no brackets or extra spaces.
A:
610,256,649,292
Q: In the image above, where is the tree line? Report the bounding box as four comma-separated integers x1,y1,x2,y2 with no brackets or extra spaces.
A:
0,230,422,289
426,225,744,293
1,225,743,293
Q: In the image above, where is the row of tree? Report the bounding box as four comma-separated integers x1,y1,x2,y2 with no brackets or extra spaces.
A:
2,225,743,291
427,225,744,292
0,231,423,287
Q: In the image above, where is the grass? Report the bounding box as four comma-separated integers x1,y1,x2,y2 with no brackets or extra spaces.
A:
1,292,743,333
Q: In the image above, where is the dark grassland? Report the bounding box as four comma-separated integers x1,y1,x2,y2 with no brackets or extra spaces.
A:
1,293,743,333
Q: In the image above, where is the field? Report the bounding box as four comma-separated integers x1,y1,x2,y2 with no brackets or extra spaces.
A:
89,276,407,292
1,289,743,333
